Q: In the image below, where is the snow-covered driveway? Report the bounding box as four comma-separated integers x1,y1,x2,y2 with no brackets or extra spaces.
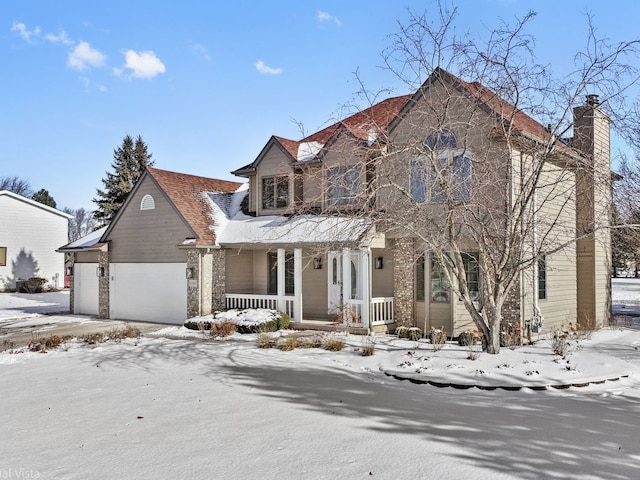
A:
2,332,640,479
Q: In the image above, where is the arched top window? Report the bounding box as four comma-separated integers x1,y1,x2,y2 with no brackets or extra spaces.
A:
140,194,155,210
425,129,457,150
411,128,471,203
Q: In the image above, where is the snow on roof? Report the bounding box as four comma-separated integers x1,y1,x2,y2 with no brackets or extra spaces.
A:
297,141,323,161
216,212,373,247
203,185,249,243
58,226,108,251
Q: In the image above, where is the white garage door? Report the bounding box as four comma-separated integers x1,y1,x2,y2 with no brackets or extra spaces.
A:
74,263,99,315
109,263,187,324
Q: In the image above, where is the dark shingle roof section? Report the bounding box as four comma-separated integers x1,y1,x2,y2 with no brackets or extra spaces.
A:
147,167,242,245
302,94,413,145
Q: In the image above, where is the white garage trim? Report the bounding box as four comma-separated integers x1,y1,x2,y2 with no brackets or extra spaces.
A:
74,263,99,316
109,263,187,324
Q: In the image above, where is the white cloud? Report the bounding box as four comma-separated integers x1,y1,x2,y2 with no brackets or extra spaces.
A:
67,41,106,70
191,43,211,61
255,60,283,75
317,11,342,27
45,30,73,45
121,50,166,79
10,22,41,42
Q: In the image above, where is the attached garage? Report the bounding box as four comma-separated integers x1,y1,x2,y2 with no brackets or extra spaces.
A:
73,263,99,315
109,263,187,324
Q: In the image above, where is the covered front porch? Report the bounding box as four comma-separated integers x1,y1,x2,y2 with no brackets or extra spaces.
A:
224,247,395,332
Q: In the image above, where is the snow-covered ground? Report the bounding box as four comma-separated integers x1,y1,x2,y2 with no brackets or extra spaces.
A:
1,283,640,479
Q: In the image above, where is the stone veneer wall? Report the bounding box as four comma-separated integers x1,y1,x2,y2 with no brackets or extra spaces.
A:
501,281,521,326
393,237,414,327
186,249,200,319
211,249,226,310
98,251,109,319
68,253,75,314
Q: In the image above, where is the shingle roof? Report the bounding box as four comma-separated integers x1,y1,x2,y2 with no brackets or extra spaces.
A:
302,94,413,145
147,167,243,245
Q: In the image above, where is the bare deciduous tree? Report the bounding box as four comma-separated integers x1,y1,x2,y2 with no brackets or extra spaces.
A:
0,176,33,197
287,5,639,353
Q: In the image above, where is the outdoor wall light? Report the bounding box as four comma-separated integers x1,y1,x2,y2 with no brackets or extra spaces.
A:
375,257,384,269
186,267,195,279
314,257,323,269
96,266,105,277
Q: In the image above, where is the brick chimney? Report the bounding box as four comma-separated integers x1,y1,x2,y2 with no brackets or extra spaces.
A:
572,94,611,328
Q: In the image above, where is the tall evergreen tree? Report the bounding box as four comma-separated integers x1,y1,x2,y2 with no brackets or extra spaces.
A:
32,189,57,208
93,134,154,226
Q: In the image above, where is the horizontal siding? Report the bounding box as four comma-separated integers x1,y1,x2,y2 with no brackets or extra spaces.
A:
105,176,191,263
75,251,99,263
371,247,394,297
301,252,328,320
226,250,254,293
0,195,68,289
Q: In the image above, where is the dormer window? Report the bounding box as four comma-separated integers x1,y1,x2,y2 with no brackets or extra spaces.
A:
262,176,289,210
411,129,471,203
140,194,155,210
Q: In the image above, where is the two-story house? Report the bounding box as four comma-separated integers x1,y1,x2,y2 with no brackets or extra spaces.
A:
61,68,611,335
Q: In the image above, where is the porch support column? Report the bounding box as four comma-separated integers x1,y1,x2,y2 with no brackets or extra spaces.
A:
277,248,285,312
68,253,76,314
211,249,226,311
360,249,370,329
97,249,110,319
393,237,414,327
293,248,302,322
342,248,351,322
186,248,200,319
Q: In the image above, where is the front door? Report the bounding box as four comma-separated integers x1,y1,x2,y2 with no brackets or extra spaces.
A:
327,251,361,314
328,252,342,314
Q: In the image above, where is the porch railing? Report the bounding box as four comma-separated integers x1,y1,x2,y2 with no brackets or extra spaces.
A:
225,294,295,319
370,297,394,325
225,293,394,326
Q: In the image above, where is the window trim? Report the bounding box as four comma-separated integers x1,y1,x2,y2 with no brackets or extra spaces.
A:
262,175,290,210
267,252,294,295
538,255,547,300
462,253,479,301
327,165,360,206
416,254,425,301
411,128,471,203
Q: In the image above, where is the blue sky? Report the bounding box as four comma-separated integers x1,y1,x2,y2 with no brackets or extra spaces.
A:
2,0,638,211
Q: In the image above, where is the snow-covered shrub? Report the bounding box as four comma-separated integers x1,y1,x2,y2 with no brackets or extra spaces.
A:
407,327,422,341
277,335,299,351
298,335,324,349
322,337,345,351
211,321,237,338
256,333,277,349
457,330,478,347
81,332,105,345
430,327,447,346
17,277,47,293
396,326,409,338
361,336,376,356
184,308,288,334
106,325,141,342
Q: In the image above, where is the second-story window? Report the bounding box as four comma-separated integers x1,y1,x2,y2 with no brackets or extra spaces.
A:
327,166,360,206
262,176,289,210
411,129,471,203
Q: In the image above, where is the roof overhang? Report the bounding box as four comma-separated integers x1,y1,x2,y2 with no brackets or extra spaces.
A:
217,214,381,250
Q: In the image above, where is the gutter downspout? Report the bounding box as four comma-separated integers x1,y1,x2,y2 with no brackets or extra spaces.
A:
531,179,544,337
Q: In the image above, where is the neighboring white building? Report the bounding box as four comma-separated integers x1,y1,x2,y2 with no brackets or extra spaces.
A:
0,190,72,291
